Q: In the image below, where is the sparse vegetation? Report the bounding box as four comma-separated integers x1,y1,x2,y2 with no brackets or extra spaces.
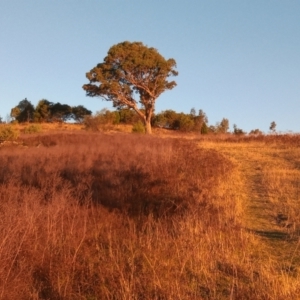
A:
132,120,146,133
0,124,19,141
23,124,42,134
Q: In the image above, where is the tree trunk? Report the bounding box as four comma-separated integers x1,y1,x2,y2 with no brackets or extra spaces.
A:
132,104,152,134
145,118,152,134
144,109,153,134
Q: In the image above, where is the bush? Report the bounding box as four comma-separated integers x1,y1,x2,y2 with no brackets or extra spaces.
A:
132,121,145,133
23,124,42,134
0,125,19,141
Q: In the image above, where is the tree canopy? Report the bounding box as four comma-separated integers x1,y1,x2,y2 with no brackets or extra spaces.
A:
83,41,178,134
10,98,35,123
10,99,91,123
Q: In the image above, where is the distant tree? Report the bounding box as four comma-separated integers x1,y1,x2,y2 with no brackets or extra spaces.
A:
71,105,92,123
34,99,52,122
10,107,20,121
152,110,178,129
117,108,140,124
0,115,3,124
269,121,276,133
82,41,178,134
175,113,194,132
217,118,229,133
201,122,209,134
208,125,217,133
10,98,35,123
249,129,263,135
83,108,120,131
233,124,245,135
193,109,208,134
50,103,72,122
98,108,120,124
190,107,196,117
198,109,208,124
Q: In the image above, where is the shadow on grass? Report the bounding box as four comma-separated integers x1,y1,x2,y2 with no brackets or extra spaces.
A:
248,229,290,240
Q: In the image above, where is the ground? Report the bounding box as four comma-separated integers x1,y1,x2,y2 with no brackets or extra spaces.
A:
202,140,300,278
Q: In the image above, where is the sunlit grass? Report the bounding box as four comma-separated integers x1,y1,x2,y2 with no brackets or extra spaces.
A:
0,131,300,299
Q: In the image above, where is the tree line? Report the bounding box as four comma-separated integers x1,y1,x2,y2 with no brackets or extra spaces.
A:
9,98,92,123
1,98,269,135
84,107,233,134
1,41,274,135
81,41,266,135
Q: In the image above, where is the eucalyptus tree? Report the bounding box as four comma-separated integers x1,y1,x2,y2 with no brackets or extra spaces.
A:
83,41,178,134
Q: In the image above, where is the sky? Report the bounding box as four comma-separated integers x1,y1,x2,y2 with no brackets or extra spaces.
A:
0,0,299,133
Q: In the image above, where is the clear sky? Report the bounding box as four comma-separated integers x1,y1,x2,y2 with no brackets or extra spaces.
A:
0,0,299,132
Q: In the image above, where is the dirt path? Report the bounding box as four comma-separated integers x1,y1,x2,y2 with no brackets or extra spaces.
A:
201,141,300,263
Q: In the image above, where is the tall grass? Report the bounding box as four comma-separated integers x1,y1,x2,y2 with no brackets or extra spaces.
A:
0,132,299,299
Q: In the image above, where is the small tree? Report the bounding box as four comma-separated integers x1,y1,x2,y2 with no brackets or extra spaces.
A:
34,99,52,122
193,109,208,134
71,105,92,123
233,124,245,135
190,107,196,117
249,129,263,135
50,103,72,122
269,121,276,133
217,118,229,133
175,113,194,132
83,41,178,134
10,98,35,123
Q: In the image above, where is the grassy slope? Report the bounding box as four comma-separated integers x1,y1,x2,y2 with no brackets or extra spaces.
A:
1,127,300,299
201,139,300,297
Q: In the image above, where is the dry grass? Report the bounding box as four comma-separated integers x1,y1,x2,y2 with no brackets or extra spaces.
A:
201,137,300,299
0,131,300,299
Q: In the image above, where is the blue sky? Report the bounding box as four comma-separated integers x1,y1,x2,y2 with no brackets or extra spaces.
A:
0,0,299,132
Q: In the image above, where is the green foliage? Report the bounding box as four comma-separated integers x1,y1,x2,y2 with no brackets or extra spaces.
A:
175,113,194,132
0,125,19,141
50,103,72,122
34,99,52,122
83,109,119,131
11,98,35,123
83,41,178,134
201,122,209,134
24,124,42,134
153,109,178,128
11,99,92,124
117,108,139,124
153,108,210,133
132,121,146,133
71,105,92,123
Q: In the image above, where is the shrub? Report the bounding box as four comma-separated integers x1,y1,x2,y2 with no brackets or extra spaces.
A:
132,121,146,133
0,125,19,141
23,124,42,134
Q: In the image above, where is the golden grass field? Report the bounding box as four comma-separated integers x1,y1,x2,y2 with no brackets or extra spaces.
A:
0,124,300,299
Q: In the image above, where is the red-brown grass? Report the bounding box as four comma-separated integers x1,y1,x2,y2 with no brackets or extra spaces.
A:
0,132,299,299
